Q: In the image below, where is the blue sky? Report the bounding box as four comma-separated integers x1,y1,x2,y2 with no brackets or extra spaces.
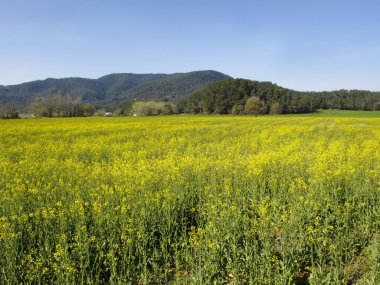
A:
1,0,379,91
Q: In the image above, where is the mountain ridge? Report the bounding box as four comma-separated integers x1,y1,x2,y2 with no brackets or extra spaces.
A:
0,70,231,109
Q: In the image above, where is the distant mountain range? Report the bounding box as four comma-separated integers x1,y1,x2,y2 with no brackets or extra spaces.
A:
0,70,231,109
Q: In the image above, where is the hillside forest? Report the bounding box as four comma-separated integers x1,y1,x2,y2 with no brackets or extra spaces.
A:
1,72,380,118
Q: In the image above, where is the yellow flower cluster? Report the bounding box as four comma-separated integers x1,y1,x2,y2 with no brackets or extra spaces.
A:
0,116,379,284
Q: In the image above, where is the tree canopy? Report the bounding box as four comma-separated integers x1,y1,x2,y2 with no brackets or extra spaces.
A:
183,79,380,114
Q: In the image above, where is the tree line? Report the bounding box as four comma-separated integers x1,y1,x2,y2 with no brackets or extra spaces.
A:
178,79,380,115
1,78,380,118
28,91,96,117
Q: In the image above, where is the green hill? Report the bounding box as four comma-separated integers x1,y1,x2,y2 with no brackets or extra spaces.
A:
0,71,231,110
184,78,380,114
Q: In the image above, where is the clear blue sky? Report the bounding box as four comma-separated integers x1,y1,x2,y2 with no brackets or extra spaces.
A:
1,0,379,91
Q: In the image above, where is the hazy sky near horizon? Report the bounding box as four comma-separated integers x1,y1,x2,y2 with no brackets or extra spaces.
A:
1,0,379,91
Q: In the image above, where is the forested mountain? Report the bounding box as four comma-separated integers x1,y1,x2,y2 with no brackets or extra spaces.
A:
0,70,231,110
182,79,380,114
1,72,380,117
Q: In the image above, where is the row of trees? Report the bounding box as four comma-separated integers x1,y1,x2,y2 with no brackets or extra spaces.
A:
0,103,19,119
28,92,96,117
131,101,178,116
22,94,178,118
313,90,380,110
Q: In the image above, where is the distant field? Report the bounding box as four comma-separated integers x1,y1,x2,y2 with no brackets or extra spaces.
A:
0,116,379,284
287,109,380,118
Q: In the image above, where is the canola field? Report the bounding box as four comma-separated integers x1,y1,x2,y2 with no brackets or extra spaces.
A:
0,116,379,285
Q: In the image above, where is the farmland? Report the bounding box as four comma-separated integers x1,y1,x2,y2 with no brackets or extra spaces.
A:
0,115,379,284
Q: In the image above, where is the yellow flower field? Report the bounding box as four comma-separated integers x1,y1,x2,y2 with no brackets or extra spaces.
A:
0,116,379,284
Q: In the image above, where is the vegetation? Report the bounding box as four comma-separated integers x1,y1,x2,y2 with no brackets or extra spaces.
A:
183,79,380,115
288,109,380,118
131,101,178,116
0,116,379,284
2,72,380,118
28,91,96,117
0,71,230,112
0,102,19,119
